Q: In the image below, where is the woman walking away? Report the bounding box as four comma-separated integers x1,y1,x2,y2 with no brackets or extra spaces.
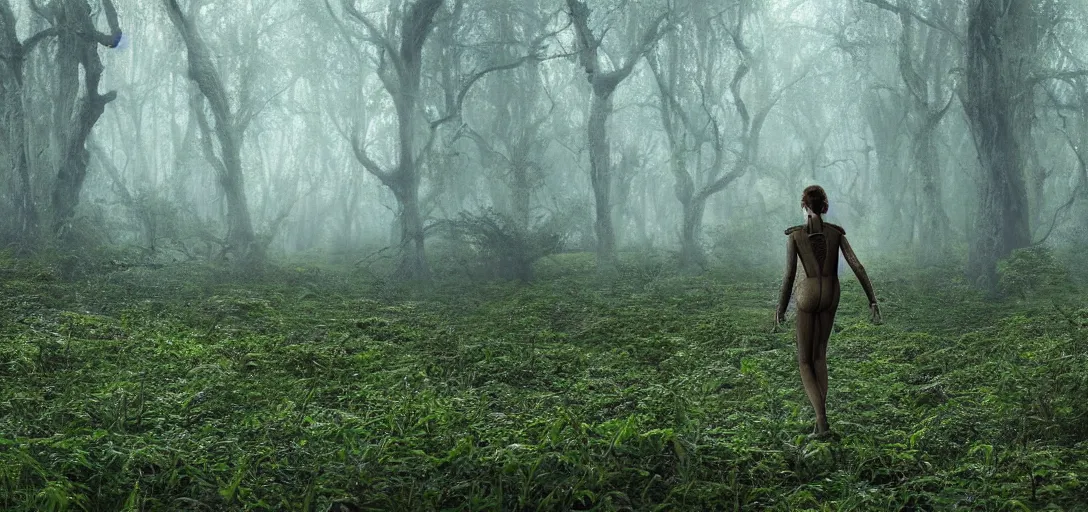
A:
774,185,882,435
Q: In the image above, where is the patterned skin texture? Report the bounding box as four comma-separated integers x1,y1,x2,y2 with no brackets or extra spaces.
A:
809,232,827,271
776,219,879,435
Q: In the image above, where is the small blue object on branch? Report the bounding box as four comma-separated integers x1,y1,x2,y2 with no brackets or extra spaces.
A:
109,32,123,48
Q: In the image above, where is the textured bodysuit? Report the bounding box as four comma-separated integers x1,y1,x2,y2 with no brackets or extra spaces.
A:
777,222,877,316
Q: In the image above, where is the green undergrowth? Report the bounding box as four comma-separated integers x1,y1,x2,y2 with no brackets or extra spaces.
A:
0,252,1086,511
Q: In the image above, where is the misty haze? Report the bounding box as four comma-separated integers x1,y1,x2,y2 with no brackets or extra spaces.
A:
1,0,1087,509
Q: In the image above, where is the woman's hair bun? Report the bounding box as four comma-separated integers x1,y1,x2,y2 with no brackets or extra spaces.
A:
801,185,828,214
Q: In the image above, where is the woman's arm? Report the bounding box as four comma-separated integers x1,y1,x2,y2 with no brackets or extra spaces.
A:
840,235,877,306
776,236,797,322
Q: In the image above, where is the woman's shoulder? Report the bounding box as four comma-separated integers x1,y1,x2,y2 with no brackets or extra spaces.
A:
784,223,846,235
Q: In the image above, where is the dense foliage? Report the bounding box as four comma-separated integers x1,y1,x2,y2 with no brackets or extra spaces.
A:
440,209,566,282
1,252,1085,510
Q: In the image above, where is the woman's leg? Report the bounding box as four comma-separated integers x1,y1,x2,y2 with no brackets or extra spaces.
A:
813,309,835,432
795,310,826,431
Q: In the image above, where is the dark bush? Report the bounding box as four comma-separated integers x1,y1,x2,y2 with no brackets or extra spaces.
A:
442,208,565,282
997,245,1071,299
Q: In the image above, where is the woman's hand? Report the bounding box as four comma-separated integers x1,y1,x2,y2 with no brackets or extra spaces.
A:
870,303,883,325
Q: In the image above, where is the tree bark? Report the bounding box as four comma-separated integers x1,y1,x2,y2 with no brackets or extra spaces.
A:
567,0,665,271
5,0,120,239
165,0,260,265
0,1,44,241
647,4,789,272
48,0,121,237
864,0,955,263
861,88,908,247
912,120,950,263
962,0,1038,290
586,91,616,268
393,180,427,280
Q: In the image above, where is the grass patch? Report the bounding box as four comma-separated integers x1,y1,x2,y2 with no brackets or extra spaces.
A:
0,254,1085,510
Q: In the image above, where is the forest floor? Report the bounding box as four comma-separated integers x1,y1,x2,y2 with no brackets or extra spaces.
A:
1,251,1086,511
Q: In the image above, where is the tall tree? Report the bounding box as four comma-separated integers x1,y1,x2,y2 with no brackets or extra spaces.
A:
567,0,666,270
961,0,1045,290
648,0,802,270
164,0,261,265
0,0,55,242
862,0,959,264
327,0,537,280
15,0,123,237
463,3,555,233
330,0,446,281
860,86,910,245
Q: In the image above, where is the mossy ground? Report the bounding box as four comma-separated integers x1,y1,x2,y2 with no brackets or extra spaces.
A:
1,252,1086,511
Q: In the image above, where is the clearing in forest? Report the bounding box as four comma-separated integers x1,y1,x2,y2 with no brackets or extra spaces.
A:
1,254,1085,510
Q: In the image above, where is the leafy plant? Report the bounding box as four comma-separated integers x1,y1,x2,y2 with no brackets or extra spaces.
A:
997,246,1070,299
442,208,565,282
0,254,1086,510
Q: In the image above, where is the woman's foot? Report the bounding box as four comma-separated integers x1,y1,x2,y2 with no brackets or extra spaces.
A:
807,421,833,440
807,429,839,442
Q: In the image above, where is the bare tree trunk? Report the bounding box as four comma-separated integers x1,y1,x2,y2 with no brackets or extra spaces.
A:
393,181,427,279
8,0,121,238
1026,148,1048,230
465,46,550,235
862,89,911,247
51,57,118,235
388,44,429,280
679,200,706,268
587,92,617,268
650,37,704,269
510,163,531,231
647,3,792,272
165,0,259,265
0,42,38,241
13,120,36,239
220,170,258,258
633,176,650,247
864,0,956,263
962,0,1038,291
912,123,950,262
567,0,665,271
0,0,42,241
335,0,533,280
612,145,638,250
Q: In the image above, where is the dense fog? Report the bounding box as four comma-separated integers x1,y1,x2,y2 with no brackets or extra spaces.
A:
7,2,1088,509
3,0,1087,289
